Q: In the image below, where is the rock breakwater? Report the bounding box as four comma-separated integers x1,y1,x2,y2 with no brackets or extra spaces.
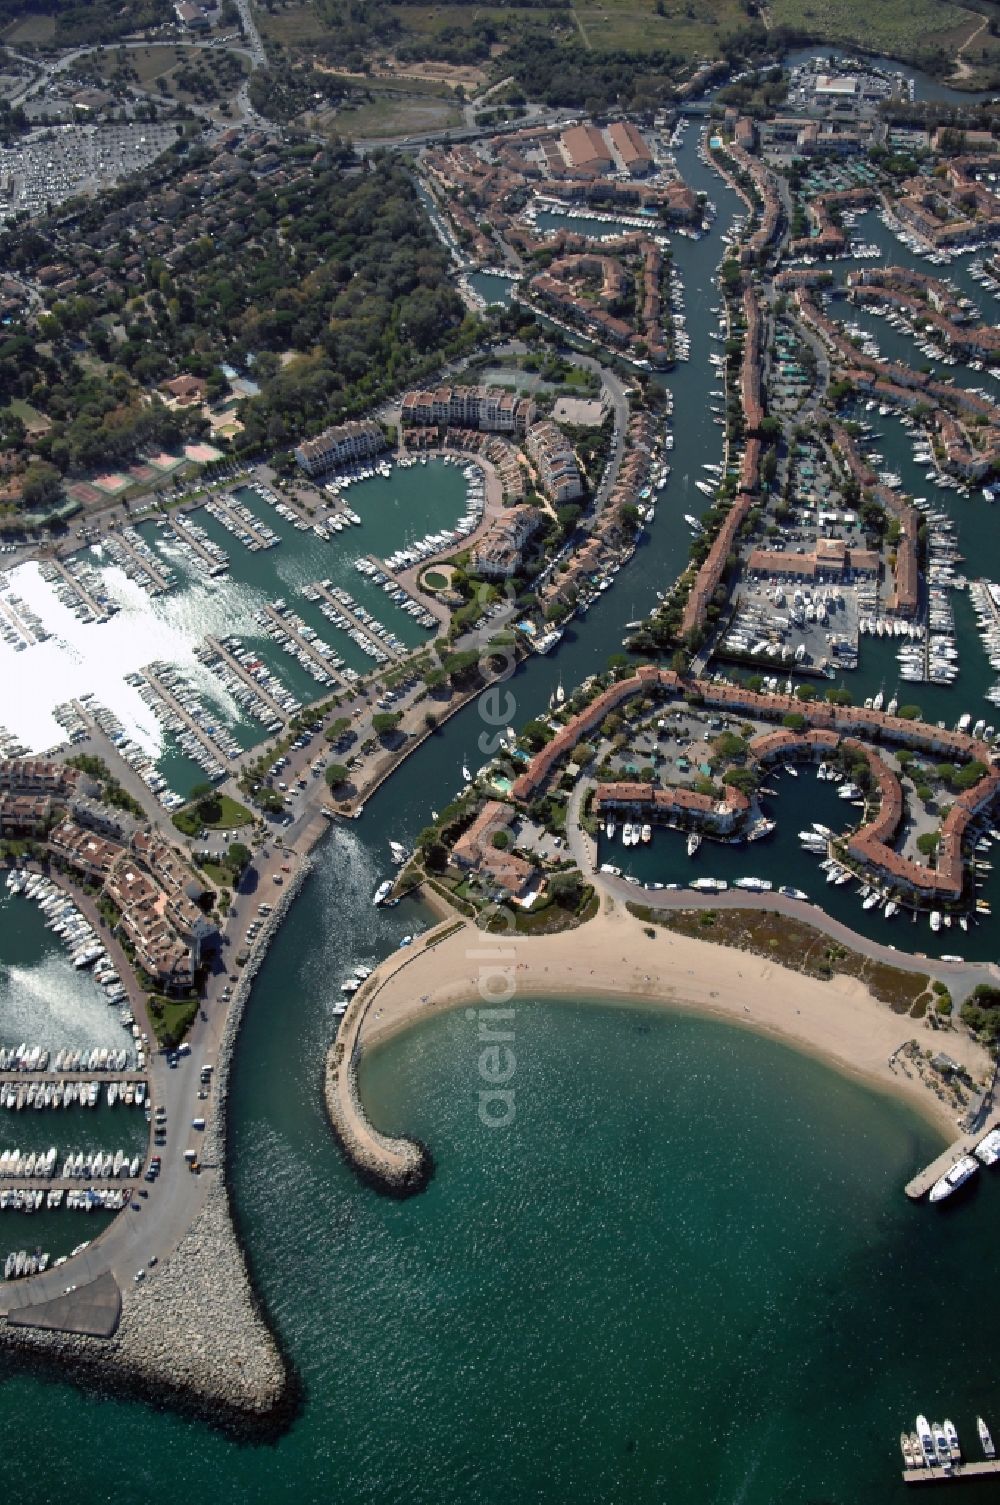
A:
0,858,315,1435
323,934,447,1198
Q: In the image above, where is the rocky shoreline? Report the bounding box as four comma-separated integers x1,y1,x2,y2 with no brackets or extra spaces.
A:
0,859,315,1437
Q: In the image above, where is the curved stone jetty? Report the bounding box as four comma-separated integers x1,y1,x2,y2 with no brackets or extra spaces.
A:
323,918,455,1196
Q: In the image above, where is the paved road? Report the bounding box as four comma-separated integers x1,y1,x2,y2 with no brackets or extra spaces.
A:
9,35,257,106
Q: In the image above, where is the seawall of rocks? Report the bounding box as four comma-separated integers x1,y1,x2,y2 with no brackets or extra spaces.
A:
323,941,437,1199
0,859,314,1436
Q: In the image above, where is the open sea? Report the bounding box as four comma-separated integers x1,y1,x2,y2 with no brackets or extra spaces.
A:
1,60,1000,1502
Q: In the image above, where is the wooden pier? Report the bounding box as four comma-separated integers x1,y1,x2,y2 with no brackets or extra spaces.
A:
262,602,340,683
903,1460,1000,1485
0,1072,147,1086
364,553,447,628
172,517,229,574
115,533,172,594
0,1177,141,1192
143,668,234,769
212,495,273,550
309,579,401,660
49,559,110,621
203,635,291,725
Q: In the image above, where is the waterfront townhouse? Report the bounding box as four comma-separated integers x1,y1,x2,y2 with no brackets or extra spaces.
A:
789,187,875,258
130,831,216,954
593,780,750,834
471,505,543,579
606,121,654,177
107,860,196,991
745,538,879,582
514,669,1000,910
451,799,540,903
560,124,614,174
740,285,765,434
452,800,512,866
721,143,782,261
0,758,79,799
0,794,51,836
512,665,662,801
936,411,1000,481
679,491,755,638
48,817,122,880
525,422,583,503
294,420,386,478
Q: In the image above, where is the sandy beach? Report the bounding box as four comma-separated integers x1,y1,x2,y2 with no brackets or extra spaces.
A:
354,897,992,1141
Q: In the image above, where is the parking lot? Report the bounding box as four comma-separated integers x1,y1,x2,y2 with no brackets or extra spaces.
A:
0,120,180,222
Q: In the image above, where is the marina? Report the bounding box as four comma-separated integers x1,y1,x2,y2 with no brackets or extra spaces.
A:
2,52,1000,1504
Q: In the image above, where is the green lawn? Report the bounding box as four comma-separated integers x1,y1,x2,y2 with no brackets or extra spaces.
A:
172,793,254,837
574,0,748,54
256,0,989,77
770,0,979,60
0,13,56,43
148,995,199,1048
8,397,51,435
332,81,462,138
91,43,249,102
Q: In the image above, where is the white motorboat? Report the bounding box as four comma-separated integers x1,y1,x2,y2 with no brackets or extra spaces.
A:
687,833,701,857
978,1417,995,1458
929,1155,979,1203
916,1417,936,1468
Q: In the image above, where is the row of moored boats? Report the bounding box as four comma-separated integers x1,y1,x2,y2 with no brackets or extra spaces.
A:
902,1414,994,1472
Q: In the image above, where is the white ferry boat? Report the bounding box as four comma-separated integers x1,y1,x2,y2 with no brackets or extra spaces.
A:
734,876,772,892
929,1155,979,1203
690,877,727,892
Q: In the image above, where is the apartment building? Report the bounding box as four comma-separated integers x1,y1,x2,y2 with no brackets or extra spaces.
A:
400,386,536,435
525,421,583,503
293,420,386,478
